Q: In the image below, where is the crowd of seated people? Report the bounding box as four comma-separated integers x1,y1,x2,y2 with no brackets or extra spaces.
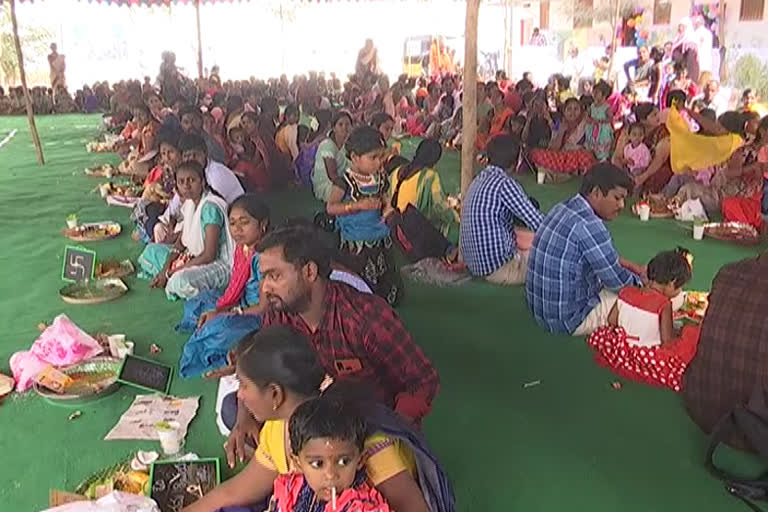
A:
39,42,768,512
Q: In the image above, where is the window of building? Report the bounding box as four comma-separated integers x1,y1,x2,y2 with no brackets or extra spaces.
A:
653,0,672,24
740,0,765,21
573,0,593,28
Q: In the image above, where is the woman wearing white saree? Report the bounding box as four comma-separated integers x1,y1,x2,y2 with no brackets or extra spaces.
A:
139,160,234,300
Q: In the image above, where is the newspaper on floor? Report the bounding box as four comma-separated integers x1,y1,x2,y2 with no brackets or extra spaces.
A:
105,394,199,441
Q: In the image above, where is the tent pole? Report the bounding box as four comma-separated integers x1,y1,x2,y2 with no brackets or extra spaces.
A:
9,0,44,165
460,0,480,202
195,0,203,79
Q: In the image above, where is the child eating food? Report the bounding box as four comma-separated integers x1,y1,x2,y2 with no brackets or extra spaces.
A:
266,396,393,512
587,248,701,392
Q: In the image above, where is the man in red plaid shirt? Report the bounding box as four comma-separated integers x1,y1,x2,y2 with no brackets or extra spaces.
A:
225,224,439,463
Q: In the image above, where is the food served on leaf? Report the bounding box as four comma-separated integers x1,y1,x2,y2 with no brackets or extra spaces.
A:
60,278,128,305
704,222,761,245
84,163,115,177
75,458,149,499
62,222,121,242
96,259,134,278
674,291,709,325
647,195,675,218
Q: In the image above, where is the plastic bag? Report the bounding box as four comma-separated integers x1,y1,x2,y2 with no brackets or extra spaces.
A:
39,491,160,512
9,314,104,392
675,198,708,222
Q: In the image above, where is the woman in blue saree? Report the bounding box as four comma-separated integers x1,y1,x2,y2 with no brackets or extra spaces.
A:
177,194,270,377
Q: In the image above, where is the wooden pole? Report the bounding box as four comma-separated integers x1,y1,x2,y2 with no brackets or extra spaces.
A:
717,2,727,82
460,0,480,202
195,0,204,79
605,0,621,86
9,0,44,165
503,0,510,77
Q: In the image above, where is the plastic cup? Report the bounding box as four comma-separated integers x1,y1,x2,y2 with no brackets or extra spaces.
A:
66,219,78,229
638,204,651,222
693,224,705,240
537,171,545,185
156,421,183,455
108,334,127,358
116,341,134,359
99,184,110,198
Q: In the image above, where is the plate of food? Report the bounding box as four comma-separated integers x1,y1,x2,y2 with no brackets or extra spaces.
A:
674,290,709,325
84,163,115,178
60,278,128,305
106,182,142,197
704,222,761,245
62,222,121,242
33,356,122,404
96,259,134,279
648,196,675,218
74,457,150,498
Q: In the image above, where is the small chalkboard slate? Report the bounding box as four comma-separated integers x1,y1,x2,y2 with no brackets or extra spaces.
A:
150,458,220,512
117,354,172,394
61,246,96,282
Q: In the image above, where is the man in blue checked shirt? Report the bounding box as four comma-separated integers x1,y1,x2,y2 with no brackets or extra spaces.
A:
460,135,544,285
526,163,646,336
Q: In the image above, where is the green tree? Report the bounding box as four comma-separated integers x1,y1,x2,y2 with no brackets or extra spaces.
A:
0,3,51,87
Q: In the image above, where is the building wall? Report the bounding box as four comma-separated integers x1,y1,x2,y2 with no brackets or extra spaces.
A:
541,0,768,50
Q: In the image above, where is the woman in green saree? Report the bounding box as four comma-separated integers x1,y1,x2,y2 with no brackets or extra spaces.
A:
388,139,459,244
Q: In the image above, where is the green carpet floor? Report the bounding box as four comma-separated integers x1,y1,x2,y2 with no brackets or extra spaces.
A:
1,114,765,512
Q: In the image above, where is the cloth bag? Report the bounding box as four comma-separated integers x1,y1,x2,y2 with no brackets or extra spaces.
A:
706,380,768,511
386,171,451,263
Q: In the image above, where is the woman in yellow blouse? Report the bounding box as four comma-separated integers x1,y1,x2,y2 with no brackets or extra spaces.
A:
182,325,453,512
388,139,459,244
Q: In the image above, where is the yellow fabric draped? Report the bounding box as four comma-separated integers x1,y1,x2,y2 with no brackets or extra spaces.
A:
666,105,743,174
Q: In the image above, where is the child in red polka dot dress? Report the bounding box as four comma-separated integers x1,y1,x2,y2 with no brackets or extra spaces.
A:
587,248,701,392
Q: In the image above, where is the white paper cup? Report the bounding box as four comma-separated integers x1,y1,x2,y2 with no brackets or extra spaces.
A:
108,334,127,357
99,184,110,198
536,171,545,185
156,421,183,455
116,341,134,359
638,204,651,222
693,224,705,240
66,219,78,229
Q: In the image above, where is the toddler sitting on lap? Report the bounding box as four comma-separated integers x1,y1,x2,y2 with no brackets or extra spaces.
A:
266,395,393,512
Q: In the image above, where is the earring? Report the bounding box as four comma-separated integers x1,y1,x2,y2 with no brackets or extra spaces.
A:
272,403,278,411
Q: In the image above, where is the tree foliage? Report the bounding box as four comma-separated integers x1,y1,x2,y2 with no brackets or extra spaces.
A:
0,3,52,86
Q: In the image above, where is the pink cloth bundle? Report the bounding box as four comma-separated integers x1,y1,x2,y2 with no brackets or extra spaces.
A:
9,314,103,392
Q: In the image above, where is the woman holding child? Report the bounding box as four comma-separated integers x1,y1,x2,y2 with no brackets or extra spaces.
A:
613,102,673,194
139,160,233,300
181,325,453,512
